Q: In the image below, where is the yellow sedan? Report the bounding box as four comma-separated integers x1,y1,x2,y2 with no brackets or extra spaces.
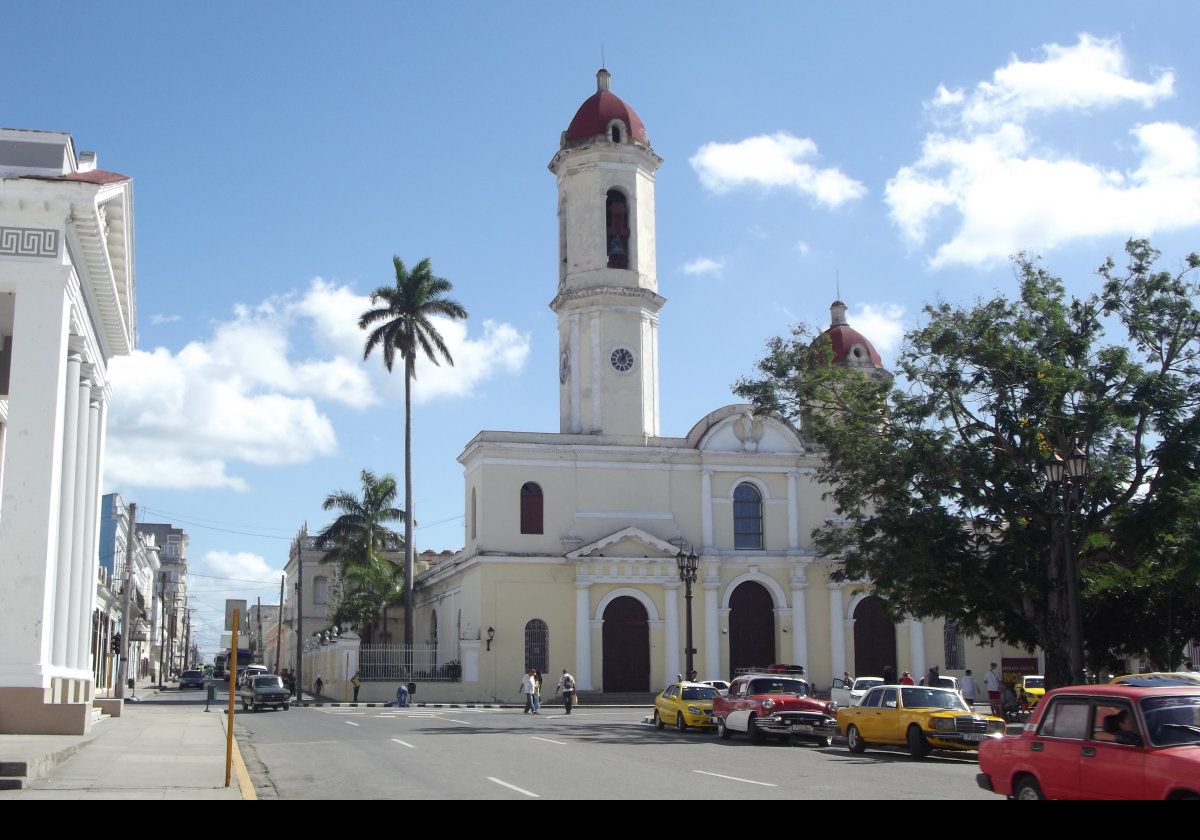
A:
654,682,719,732
1021,675,1045,708
836,685,1005,758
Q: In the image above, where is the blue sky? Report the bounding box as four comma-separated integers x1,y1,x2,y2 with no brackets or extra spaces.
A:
6,2,1199,657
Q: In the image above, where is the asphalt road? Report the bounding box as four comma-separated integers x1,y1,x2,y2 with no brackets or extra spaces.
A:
230,700,997,800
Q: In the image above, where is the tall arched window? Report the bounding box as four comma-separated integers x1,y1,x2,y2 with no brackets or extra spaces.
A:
525,619,549,674
605,189,630,269
520,482,543,535
733,483,763,549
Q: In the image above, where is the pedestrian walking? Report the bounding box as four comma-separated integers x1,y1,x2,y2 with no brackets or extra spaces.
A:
314,675,324,697
899,670,914,685
351,671,362,703
961,669,980,708
882,664,896,685
532,668,543,713
556,668,576,714
985,662,1002,716
520,667,538,714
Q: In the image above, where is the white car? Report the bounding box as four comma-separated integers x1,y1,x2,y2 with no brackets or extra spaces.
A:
831,676,885,707
700,679,730,695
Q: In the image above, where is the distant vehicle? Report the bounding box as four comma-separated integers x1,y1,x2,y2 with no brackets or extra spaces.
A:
178,670,205,690
832,676,885,707
239,675,291,712
1021,675,1046,708
237,664,269,688
837,685,1004,759
712,673,837,746
653,682,719,732
1109,672,1200,688
699,679,730,695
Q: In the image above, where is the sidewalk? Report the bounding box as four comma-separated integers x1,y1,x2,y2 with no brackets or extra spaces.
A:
0,688,252,800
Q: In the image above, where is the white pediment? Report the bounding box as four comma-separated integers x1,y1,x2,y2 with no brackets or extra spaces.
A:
565,526,680,560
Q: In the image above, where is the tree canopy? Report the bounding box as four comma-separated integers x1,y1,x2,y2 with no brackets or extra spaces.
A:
735,240,1200,687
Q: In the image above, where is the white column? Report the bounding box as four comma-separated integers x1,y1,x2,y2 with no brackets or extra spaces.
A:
787,472,800,550
66,371,93,670
703,576,720,680
589,312,601,432
701,469,714,551
790,573,809,671
828,584,846,681
0,278,72,686
52,350,83,667
909,618,927,683
663,581,680,684
82,394,105,658
574,583,593,690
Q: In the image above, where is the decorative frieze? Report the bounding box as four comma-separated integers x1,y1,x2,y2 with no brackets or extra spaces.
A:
0,226,59,258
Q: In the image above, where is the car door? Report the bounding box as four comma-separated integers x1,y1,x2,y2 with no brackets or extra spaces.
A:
726,680,752,731
1029,696,1089,799
855,687,887,741
1080,700,1147,800
876,688,904,743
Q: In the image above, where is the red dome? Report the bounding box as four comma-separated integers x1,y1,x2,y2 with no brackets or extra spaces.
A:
565,70,650,146
818,301,884,367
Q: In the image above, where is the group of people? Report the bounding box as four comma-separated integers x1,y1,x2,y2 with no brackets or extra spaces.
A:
520,667,576,714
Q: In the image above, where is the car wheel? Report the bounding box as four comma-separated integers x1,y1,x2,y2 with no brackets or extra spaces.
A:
1013,776,1044,801
748,714,765,744
717,718,732,740
817,735,834,748
907,725,930,759
654,710,664,730
846,725,867,753
283,703,290,711
676,711,688,733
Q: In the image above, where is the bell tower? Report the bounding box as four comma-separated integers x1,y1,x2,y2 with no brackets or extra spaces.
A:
549,69,664,439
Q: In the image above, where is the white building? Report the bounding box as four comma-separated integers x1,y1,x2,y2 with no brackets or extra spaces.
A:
0,129,135,734
400,71,1037,704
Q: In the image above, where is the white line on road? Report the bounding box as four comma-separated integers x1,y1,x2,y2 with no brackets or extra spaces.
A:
487,777,540,798
391,739,416,749
693,770,777,788
345,721,360,726
530,736,568,745
436,717,473,725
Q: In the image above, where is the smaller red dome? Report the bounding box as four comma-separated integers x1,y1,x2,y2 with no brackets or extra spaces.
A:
565,69,650,146
818,301,884,367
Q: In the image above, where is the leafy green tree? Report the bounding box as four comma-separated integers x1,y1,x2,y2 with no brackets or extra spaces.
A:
359,257,468,646
330,556,406,645
735,240,1200,688
315,469,403,571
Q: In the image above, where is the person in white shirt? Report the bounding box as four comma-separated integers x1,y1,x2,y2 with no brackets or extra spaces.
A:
556,669,576,715
985,663,1002,716
520,668,538,714
961,669,980,708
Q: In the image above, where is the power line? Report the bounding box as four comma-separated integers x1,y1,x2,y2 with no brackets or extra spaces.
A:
138,505,296,533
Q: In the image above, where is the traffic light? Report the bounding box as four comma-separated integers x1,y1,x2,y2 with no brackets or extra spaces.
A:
111,632,121,654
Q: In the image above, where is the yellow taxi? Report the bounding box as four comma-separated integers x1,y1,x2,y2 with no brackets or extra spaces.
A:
653,681,719,732
836,684,1005,758
1021,675,1045,708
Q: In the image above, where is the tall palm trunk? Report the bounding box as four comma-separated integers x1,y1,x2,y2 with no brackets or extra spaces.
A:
404,358,415,648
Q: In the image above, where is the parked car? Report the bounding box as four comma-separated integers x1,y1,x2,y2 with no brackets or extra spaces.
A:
837,685,1005,759
1109,672,1200,687
977,684,1200,799
699,679,730,695
1020,675,1046,708
239,674,291,712
178,670,205,690
653,682,719,732
712,674,837,746
831,676,885,707
237,664,269,688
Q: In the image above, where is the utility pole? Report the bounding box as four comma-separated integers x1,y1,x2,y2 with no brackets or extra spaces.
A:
157,573,167,688
184,606,192,671
256,596,263,663
115,502,136,699
274,575,284,674
295,570,304,700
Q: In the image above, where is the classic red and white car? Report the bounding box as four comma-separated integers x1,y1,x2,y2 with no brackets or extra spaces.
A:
711,673,838,746
977,683,1200,800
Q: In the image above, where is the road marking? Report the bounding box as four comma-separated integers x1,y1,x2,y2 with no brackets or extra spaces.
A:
345,721,360,726
487,777,539,798
530,736,568,745
693,770,777,788
391,739,416,749
435,716,473,725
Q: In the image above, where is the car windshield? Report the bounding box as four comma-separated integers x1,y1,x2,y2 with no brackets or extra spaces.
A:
681,686,718,701
854,678,883,691
182,671,201,678
749,678,809,696
900,687,969,711
1141,694,1200,747
253,676,283,689
1025,677,1045,689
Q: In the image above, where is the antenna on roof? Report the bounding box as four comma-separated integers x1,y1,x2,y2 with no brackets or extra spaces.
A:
836,269,841,302
601,44,606,69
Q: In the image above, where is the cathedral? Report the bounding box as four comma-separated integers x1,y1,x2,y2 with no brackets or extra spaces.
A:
407,70,1030,701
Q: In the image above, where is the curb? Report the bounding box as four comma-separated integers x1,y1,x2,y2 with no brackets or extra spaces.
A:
218,711,257,800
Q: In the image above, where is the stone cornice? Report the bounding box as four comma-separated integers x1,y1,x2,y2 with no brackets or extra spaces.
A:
549,284,666,314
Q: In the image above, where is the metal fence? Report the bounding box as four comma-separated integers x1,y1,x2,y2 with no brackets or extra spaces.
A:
359,643,461,683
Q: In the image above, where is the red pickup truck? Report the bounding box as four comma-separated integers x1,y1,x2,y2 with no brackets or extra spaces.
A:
712,673,838,746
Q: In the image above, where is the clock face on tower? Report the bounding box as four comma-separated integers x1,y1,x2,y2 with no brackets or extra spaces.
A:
560,349,570,383
610,347,634,373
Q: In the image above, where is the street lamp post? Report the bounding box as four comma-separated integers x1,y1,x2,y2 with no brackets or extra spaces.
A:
1045,444,1089,685
675,544,700,682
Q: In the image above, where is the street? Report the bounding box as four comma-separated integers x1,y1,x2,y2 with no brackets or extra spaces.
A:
230,696,995,800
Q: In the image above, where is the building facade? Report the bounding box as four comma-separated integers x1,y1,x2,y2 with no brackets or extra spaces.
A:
137,523,189,676
400,71,1038,704
0,130,135,734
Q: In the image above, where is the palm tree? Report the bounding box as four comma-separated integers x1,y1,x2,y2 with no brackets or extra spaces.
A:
331,556,406,647
359,257,468,646
315,469,404,571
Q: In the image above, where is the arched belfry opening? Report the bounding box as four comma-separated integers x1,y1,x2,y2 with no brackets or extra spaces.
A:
606,189,630,269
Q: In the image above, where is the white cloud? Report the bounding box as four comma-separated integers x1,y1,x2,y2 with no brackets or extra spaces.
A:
849,303,906,355
889,35,1197,267
795,240,811,256
937,35,1174,128
105,279,530,491
149,313,181,325
690,132,866,207
681,257,725,276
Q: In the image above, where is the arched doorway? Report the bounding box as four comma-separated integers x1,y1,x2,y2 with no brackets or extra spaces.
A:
602,596,649,692
853,596,896,678
729,581,775,676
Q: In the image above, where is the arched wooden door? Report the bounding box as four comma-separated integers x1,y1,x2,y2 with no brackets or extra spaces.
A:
729,582,775,677
601,596,650,692
853,596,897,678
